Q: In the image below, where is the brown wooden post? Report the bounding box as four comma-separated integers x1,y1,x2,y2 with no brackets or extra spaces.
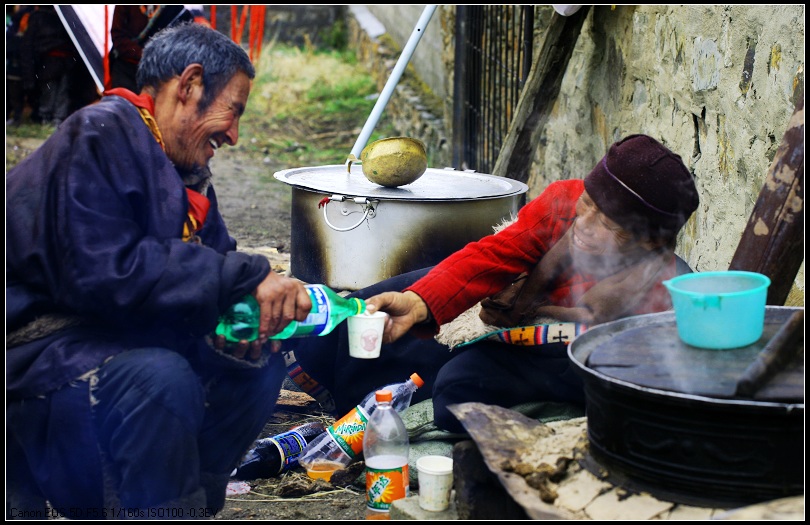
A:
492,6,590,184
729,89,804,306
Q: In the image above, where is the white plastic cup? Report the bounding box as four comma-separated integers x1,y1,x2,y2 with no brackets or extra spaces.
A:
416,455,454,512
347,311,387,359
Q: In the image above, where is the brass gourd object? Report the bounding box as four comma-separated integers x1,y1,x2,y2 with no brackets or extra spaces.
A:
347,137,427,187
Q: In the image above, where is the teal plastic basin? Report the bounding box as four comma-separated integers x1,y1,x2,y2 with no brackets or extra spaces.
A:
662,271,771,349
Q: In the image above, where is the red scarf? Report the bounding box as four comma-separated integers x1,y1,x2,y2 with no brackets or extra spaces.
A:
104,88,210,241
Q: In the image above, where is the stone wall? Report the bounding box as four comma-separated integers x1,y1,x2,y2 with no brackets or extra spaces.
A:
533,6,804,283
347,5,804,304
364,5,447,101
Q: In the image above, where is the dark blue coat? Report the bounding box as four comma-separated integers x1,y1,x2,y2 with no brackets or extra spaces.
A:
6,95,270,399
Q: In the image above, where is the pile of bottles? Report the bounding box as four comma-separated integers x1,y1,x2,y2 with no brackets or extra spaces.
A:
297,373,423,482
231,374,423,484
218,287,422,518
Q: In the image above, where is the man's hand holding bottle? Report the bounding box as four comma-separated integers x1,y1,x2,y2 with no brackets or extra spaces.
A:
213,272,311,360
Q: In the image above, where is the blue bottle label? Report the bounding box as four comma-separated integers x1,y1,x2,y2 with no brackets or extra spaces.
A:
273,430,308,472
296,285,331,336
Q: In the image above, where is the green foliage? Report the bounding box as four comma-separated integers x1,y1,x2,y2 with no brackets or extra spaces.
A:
6,121,56,140
304,77,377,117
6,123,57,171
317,18,349,51
238,42,395,167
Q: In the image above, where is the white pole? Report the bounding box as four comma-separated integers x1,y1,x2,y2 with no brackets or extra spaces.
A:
349,5,437,161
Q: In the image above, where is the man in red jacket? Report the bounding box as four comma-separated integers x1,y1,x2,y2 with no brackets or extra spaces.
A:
287,134,699,433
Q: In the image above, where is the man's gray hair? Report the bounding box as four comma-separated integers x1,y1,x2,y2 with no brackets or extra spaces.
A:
137,22,256,111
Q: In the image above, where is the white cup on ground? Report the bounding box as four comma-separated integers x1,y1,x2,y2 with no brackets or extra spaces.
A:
416,455,454,512
347,311,387,359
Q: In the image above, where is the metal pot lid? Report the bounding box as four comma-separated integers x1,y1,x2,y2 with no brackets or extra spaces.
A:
568,307,805,410
273,164,528,201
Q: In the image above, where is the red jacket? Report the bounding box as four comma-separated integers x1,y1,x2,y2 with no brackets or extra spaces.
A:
407,179,676,328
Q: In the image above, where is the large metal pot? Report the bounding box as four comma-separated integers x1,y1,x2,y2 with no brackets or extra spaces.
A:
568,307,804,507
274,164,528,290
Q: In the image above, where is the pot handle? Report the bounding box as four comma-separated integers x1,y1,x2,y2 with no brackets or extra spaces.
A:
321,195,378,232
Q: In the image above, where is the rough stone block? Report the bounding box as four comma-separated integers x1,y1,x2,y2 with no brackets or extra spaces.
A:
452,440,529,520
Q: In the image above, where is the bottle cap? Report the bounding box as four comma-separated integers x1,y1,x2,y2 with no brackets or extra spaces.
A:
351,297,366,314
410,373,424,388
375,389,393,402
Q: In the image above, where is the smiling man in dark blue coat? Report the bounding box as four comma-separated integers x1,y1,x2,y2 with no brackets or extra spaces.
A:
6,23,312,519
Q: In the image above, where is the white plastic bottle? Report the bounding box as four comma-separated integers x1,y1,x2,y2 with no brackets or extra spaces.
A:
363,389,410,520
297,373,424,481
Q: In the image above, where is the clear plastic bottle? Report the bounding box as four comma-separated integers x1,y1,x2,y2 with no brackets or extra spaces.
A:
297,373,424,481
363,389,410,520
214,284,366,344
231,421,326,480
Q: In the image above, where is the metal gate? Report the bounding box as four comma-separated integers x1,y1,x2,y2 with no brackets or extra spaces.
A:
452,5,534,173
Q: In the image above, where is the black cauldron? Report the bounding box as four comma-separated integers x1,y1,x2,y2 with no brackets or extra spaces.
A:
569,307,804,507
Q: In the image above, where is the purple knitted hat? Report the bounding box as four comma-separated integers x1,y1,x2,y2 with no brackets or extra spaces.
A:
584,134,699,242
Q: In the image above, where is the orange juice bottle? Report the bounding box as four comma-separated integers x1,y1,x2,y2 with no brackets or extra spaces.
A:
363,390,410,520
297,374,423,483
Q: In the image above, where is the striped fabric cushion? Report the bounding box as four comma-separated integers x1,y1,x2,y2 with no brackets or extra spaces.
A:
456,322,587,348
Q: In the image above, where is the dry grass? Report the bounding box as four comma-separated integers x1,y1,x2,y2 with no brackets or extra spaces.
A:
239,42,394,167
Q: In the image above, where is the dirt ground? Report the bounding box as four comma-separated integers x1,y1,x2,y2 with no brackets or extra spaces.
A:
209,146,294,255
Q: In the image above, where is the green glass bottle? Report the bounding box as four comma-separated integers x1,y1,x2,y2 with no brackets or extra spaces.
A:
214,285,366,343
215,294,261,343
270,284,366,340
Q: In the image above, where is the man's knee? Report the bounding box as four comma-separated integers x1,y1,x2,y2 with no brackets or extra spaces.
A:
93,348,205,429
432,397,467,434
431,365,472,434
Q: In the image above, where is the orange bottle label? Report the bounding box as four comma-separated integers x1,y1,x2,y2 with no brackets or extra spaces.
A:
327,406,368,458
365,461,409,513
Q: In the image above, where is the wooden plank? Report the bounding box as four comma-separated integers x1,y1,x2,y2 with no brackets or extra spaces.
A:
492,7,590,184
729,88,804,305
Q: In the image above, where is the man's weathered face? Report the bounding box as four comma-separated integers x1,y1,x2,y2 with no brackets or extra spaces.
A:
572,190,636,257
168,70,251,171
571,190,663,277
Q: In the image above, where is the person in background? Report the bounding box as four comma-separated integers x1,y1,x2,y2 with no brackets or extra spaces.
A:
286,134,699,434
108,5,194,92
6,5,39,125
7,23,311,519
20,5,75,126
